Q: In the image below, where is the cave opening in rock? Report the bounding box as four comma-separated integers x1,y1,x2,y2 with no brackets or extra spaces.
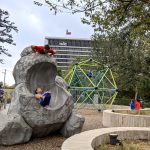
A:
26,62,57,93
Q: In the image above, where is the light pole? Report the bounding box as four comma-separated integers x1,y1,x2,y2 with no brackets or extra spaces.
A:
2,69,6,88
2,69,6,109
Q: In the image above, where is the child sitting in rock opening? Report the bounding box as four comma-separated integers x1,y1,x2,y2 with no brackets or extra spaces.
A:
34,88,51,108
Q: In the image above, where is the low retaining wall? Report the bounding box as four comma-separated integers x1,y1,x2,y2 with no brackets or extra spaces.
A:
103,109,150,127
75,103,129,110
61,127,150,150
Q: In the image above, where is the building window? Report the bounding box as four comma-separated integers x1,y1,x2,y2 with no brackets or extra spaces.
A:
46,38,92,70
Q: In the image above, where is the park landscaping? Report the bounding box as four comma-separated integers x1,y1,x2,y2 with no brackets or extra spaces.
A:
95,139,150,150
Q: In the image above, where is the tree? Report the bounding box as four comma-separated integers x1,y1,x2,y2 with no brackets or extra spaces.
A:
0,8,18,63
92,29,150,100
36,0,150,38
36,0,150,100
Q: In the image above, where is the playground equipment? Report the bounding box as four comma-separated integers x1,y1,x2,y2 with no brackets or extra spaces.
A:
0,46,85,146
64,58,118,111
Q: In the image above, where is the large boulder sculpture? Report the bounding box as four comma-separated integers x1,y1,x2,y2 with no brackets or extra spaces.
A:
0,46,85,145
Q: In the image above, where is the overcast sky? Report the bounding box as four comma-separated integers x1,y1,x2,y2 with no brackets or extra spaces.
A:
0,0,93,86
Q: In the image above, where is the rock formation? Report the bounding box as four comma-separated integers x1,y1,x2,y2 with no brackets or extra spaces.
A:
60,112,85,137
0,113,32,145
0,46,85,145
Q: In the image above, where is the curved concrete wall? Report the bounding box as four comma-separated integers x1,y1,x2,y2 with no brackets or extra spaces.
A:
61,127,150,150
103,109,150,127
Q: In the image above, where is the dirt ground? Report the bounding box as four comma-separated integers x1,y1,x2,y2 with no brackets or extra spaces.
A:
0,108,103,150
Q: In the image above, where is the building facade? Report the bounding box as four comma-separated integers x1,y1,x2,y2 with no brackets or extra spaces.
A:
45,37,92,71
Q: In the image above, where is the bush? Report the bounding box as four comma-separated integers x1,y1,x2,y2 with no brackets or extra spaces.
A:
114,96,131,106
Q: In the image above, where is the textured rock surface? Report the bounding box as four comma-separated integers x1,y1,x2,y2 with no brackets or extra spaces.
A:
55,76,68,89
60,112,85,137
20,46,34,57
0,113,32,145
20,85,73,137
8,79,73,138
13,53,57,92
0,46,84,145
8,47,75,138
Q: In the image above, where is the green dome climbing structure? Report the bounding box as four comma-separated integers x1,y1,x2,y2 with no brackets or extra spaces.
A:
64,58,118,110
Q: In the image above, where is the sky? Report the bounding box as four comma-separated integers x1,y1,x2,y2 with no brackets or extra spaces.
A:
0,0,94,86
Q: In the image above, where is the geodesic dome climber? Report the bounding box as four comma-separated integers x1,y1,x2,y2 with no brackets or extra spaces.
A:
64,58,118,110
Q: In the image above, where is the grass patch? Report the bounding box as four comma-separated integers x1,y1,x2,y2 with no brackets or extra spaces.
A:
95,140,150,150
3,88,14,103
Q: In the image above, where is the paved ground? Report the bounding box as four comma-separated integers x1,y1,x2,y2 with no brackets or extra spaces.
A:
0,108,103,150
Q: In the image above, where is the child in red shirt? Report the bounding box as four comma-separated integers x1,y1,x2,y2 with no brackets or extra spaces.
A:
135,99,141,110
31,45,55,56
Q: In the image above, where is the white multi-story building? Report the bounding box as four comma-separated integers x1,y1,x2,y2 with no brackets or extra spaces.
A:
45,37,92,70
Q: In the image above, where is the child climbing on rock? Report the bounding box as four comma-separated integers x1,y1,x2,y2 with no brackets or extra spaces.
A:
31,45,55,56
35,87,51,108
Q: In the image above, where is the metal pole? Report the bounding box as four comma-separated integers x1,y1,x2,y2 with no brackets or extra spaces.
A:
3,69,6,88
2,69,6,109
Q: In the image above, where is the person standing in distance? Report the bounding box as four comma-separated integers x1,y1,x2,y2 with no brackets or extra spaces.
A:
0,82,4,108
